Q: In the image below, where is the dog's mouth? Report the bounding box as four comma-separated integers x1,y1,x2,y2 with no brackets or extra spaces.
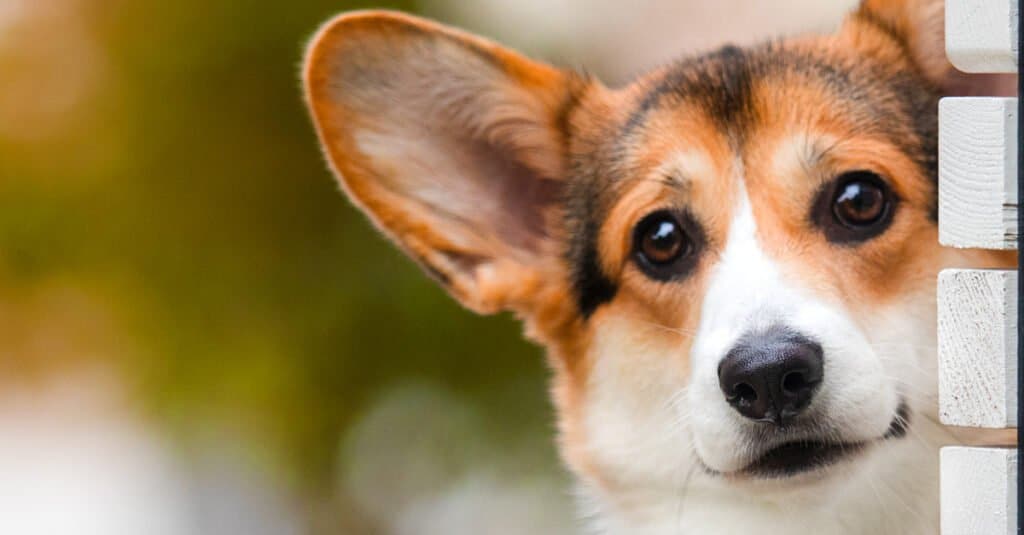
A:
732,401,910,479
740,439,865,478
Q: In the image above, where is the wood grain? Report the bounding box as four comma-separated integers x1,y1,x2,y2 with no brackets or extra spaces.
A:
938,269,1018,428
939,97,1019,250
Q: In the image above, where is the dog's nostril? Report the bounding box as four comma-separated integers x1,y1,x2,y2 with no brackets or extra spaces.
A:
782,370,811,393
733,382,758,403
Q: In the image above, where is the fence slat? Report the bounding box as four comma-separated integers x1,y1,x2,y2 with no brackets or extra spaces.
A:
941,446,1018,535
939,269,1019,428
946,0,1020,73
939,97,1019,250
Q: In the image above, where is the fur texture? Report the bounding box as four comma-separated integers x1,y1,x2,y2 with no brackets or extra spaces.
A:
302,2,1017,533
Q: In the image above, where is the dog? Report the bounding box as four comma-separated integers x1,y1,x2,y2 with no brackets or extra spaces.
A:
302,1,1016,533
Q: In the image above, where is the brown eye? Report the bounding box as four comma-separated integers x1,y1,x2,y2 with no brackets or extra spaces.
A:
641,218,684,264
633,210,702,280
811,170,896,244
833,177,887,227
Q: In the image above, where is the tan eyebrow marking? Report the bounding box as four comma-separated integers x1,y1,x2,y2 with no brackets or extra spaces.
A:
650,150,715,192
640,172,689,193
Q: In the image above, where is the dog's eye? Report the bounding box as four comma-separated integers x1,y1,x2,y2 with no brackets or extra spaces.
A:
641,217,684,263
633,210,700,280
812,170,896,244
833,173,888,227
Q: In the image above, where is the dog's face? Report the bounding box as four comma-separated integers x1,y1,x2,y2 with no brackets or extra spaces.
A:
304,0,1014,529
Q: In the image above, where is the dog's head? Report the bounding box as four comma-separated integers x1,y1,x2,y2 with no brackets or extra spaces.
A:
303,0,1014,526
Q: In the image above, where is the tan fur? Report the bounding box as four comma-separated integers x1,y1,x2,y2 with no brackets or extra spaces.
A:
304,2,1018,529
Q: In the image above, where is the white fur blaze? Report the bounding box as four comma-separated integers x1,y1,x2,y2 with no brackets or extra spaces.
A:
687,187,899,472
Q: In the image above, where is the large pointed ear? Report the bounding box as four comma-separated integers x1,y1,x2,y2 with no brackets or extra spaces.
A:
857,0,1016,96
303,11,584,314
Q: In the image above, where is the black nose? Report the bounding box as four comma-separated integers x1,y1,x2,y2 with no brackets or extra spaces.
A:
718,327,824,426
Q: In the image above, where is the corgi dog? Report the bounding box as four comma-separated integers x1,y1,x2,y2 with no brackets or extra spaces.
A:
302,1,1016,533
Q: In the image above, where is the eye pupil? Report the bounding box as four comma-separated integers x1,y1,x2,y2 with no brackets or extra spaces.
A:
642,220,683,264
633,210,702,280
812,170,895,244
832,176,887,227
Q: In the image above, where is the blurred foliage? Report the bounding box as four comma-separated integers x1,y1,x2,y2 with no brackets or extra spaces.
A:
0,0,559,518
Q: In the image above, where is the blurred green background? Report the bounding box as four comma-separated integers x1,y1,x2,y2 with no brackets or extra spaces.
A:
0,1,854,533
0,0,557,532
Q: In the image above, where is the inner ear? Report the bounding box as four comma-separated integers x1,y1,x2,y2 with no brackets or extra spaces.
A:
451,135,564,252
303,11,585,313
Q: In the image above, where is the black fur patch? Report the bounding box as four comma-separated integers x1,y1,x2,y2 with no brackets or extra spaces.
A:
626,44,755,140
572,221,618,319
564,158,620,319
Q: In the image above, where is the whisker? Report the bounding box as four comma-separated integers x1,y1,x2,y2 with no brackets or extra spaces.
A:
876,473,931,528
636,319,700,339
674,461,700,535
871,341,939,351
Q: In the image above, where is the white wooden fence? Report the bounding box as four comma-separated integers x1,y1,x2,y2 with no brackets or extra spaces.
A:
938,1,1020,533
